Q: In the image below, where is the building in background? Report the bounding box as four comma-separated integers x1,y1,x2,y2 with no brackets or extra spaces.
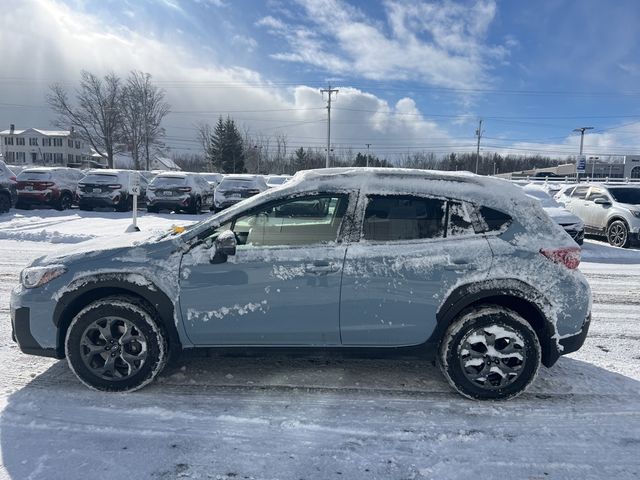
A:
0,124,105,169
497,156,640,180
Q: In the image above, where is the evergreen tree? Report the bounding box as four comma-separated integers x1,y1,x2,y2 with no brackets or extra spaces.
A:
208,116,246,173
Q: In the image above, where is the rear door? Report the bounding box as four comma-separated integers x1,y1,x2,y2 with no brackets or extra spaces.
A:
584,187,612,230
564,185,590,220
339,194,493,346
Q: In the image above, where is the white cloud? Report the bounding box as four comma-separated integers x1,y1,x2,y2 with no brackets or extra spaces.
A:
258,0,508,89
0,0,467,160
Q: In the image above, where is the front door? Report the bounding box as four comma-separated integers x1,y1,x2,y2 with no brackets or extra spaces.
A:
179,193,352,346
340,195,493,346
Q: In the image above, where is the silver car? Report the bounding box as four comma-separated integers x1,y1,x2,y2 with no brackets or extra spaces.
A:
563,183,640,247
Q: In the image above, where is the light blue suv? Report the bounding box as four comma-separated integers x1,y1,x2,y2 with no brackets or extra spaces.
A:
10,168,591,400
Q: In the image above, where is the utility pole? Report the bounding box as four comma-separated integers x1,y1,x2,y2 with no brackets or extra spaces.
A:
320,84,339,168
365,143,371,167
573,127,594,155
475,119,483,174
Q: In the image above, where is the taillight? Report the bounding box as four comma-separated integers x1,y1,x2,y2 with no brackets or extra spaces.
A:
9,175,16,182
247,189,260,195
107,184,122,189
41,182,55,188
178,187,192,192
148,186,156,191
540,247,581,269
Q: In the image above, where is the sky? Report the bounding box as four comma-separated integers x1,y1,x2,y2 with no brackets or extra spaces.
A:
1,0,640,161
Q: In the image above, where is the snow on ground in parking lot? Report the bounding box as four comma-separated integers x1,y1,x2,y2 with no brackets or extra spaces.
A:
0,210,639,479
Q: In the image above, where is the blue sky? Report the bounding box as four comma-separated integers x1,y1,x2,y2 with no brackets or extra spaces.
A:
1,0,639,160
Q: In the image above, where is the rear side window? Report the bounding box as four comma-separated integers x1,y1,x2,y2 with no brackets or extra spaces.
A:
477,206,512,233
571,186,589,199
363,196,446,241
448,202,475,236
586,188,608,202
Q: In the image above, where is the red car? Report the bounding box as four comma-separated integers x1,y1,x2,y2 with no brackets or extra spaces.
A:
16,167,84,211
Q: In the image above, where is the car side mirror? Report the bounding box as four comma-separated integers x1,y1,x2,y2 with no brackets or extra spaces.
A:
594,198,611,205
210,230,237,264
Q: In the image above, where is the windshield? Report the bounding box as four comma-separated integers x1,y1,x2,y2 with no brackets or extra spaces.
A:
18,171,52,181
219,178,256,189
608,187,640,205
81,174,119,183
152,176,187,187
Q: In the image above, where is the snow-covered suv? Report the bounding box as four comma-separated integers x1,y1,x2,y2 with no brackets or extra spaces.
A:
77,169,147,212
16,167,84,211
10,168,591,400
146,172,214,214
563,183,640,247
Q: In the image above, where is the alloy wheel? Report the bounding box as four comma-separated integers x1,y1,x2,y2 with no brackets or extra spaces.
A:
607,222,627,247
458,324,526,390
79,316,148,380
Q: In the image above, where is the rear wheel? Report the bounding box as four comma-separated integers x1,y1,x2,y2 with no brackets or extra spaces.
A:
607,220,630,248
190,197,202,214
56,192,73,211
438,306,541,400
65,296,168,392
0,193,10,213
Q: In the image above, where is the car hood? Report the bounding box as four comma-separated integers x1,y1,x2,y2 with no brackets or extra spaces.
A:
30,230,177,267
543,207,584,226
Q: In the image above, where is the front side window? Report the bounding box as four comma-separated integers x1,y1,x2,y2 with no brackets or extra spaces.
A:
363,195,446,241
608,187,640,205
231,194,348,247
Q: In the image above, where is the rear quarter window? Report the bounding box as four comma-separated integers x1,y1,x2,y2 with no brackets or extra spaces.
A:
477,206,512,233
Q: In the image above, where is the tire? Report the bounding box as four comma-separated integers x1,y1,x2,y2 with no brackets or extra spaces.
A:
606,220,630,248
56,192,73,211
115,196,132,212
190,197,202,215
65,295,168,392
0,193,10,213
438,306,541,400
147,205,159,213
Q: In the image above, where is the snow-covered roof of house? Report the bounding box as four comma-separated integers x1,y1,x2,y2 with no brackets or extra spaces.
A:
0,128,72,136
152,156,181,171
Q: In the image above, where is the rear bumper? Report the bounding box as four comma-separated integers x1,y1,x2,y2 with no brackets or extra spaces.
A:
17,191,57,204
559,312,591,356
78,195,121,207
148,196,192,209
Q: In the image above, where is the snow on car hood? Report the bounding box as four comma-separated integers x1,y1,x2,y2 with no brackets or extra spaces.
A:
543,207,583,226
34,229,169,265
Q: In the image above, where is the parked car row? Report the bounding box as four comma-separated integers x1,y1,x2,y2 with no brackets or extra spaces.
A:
0,162,290,214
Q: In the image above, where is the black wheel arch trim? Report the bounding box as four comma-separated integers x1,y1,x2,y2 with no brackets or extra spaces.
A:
435,278,560,368
52,274,182,358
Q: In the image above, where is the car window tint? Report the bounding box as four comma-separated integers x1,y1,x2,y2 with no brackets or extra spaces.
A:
233,195,347,247
363,195,446,241
448,202,475,236
571,186,589,199
477,206,512,233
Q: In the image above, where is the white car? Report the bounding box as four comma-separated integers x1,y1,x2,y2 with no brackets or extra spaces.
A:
265,175,291,188
523,184,584,245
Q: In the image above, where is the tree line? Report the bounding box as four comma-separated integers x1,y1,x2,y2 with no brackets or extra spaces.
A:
181,115,564,175
47,70,170,169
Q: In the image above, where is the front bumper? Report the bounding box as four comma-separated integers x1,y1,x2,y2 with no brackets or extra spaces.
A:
11,305,61,359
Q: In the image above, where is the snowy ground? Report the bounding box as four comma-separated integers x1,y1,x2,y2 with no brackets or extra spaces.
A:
0,210,639,479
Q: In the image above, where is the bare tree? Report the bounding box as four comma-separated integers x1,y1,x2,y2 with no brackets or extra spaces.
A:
196,121,213,169
120,80,145,169
48,71,123,168
126,71,171,170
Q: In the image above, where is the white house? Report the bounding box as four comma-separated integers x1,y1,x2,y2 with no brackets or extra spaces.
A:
0,124,103,168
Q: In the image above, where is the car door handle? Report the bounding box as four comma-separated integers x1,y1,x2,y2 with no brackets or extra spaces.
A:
304,261,340,274
444,262,477,271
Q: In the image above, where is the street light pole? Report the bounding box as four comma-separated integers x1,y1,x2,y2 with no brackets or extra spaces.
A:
365,143,371,167
573,126,594,156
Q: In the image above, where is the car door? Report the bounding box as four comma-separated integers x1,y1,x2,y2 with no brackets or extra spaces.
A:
584,187,611,230
340,194,493,346
564,185,590,219
179,192,355,346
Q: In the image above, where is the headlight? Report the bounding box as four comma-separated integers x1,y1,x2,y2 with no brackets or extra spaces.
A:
631,210,640,218
21,265,66,289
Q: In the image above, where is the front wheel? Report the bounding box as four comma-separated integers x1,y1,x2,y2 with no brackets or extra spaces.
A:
607,220,630,248
438,306,541,400
65,296,168,392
